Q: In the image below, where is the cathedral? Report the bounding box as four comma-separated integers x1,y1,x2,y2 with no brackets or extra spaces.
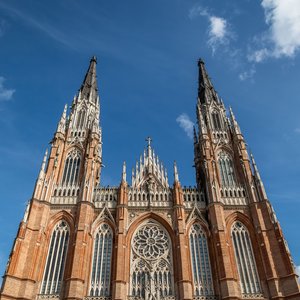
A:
1,57,299,300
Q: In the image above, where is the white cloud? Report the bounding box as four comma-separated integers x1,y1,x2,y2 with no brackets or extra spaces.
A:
239,67,256,81
0,77,15,101
189,4,232,55
176,113,194,139
208,16,229,54
209,16,227,40
249,0,300,62
248,48,270,63
263,0,300,57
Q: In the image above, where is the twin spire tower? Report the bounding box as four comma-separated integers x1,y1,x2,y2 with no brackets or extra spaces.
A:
1,57,299,300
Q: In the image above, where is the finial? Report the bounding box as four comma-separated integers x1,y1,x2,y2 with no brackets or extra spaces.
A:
198,58,205,66
250,152,268,199
229,106,235,120
122,161,126,183
56,104,68,133
146,136,152,148
229,106,241,134
63,103,68,115
174,161,179,182
250,153,260,180
42,149,48,172
38,149,48,179
91,56,97,63
165,168,169,187
146,136,152,161
131,167,135,186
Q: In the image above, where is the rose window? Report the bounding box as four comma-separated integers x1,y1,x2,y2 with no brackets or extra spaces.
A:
132,223,169,260
130,220,174,299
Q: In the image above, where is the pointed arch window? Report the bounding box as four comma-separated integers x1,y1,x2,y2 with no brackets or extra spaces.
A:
62,150,81,186
89,223,113,297
40,221,69,295
76,109,86,129
211,111,222,131
218,152,236,186
130,220,174,299
189,224,214,297
231,222,261,296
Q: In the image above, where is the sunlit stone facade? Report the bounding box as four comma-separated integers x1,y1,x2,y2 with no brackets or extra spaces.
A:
1,57,299,300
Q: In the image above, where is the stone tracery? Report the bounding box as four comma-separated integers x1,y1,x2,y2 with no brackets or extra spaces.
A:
130,220,174,300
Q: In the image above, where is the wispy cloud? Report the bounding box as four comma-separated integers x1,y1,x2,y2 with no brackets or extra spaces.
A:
0,2,74,49
294,128,300,134
249,0,300,62
188,5,208,19
189,4,233,55
176,113,194,139
0,77,15,102
239,67,256,81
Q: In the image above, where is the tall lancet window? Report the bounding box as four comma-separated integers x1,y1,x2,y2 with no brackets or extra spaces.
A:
76,109,86,129
218,152,235,186
89,223,113,297
61,150,81,185
41,221,69,295
130,220,174,299
231,222,261,296
211,111,222,131
189,224,214,297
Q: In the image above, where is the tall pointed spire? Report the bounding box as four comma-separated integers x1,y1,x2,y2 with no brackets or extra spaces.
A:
79,56,98,104
197,59,219,104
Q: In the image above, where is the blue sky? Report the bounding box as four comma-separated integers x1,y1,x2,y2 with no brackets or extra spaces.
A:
0,0,300,280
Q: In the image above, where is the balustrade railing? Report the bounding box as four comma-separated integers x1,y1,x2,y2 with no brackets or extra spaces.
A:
182,187,206,209
36,295,60,300
93,187,118,208
220,186,247,205
128,189,172,207
193,296,217,300
127,297,175,300
241,293,264,299
51,184,80,204
83,297,111,300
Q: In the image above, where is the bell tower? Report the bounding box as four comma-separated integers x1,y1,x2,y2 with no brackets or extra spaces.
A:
33,56,102,204
1,57,103,300
194,59,300,299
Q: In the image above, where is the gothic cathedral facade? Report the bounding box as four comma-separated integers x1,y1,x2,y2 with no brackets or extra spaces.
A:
1,57,299,300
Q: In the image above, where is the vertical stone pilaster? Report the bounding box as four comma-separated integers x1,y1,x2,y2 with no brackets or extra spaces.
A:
208,203,240,299
65,202,93,300
173,182,193,300
112,182,128,300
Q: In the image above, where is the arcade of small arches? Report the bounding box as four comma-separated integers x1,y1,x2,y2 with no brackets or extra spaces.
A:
38,214,262,300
